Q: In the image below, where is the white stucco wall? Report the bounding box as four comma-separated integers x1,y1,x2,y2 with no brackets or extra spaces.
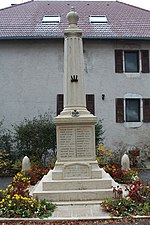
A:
0,39,64,127
0,38,150,149
84,39,150,149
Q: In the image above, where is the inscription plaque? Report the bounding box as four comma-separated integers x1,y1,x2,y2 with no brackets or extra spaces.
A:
58,126,93,160
59,128,76,158
63,163,91,179
76,127,92,158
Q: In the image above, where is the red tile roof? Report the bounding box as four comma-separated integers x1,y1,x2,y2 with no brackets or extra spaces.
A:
0,0,150,39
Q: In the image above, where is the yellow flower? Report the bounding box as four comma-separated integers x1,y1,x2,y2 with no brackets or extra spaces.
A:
97,144,105,151
6,195,11,199
14,194,20,200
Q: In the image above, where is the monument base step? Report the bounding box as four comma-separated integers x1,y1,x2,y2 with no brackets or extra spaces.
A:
32,169,116,202
43,178,112,191
33,187,113,202
51,161,103,180
51,200,104,205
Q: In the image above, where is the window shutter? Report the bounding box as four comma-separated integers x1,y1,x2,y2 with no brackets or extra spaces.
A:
116,98,124,123
141,50,149,73
57,94,64,115
86,94,95,115
115,50,123,73
143,98,150,122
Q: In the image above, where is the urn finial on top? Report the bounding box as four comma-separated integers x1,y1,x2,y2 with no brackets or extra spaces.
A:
66,7,79,28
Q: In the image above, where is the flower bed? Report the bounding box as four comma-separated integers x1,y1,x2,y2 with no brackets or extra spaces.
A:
0,170,55,218
101,180,150,217
100,160,150,217
103,164,138,184
29,166,49,185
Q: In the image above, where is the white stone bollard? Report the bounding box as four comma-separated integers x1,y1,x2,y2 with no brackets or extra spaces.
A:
121,153,130,170
22,156,31,172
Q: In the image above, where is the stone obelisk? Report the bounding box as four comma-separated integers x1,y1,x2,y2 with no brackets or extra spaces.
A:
55,7,97,165
61,7,92,117
33,8,114,202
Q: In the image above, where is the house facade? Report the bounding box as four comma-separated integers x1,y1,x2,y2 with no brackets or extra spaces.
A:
0,0,150,153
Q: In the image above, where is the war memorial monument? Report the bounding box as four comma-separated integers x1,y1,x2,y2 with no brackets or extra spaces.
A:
33,7,115,202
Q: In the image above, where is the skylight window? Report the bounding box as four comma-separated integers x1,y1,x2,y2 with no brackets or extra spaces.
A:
42,16,60,23
89,15,108,23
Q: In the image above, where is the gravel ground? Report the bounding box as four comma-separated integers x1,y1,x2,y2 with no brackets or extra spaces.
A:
0,218,150,225
0,177,13,190
138,171,150,184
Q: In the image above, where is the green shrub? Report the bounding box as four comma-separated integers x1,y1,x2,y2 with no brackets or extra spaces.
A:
0,120,12,152
13,113,56,167
0,150,13,175
95,119,104,146
0,115,104,170
0,120,14,174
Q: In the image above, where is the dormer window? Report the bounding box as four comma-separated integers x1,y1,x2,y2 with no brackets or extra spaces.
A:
42,15,60,23
89,15,108,23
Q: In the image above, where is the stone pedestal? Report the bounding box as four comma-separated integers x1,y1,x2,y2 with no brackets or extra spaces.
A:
33,116,115,202
33,7,115,203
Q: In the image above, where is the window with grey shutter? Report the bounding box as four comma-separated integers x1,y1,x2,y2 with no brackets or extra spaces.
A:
115,50,123,73
143,98,150,122
116,98,124,123
56,94,95,116
141,50,149,73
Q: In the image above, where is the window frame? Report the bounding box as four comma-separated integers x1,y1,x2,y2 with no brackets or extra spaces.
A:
115,49,149,75
42,15,60,23
124,50,139,73
125,98,141,122
116,94,147,127
89,15,108,23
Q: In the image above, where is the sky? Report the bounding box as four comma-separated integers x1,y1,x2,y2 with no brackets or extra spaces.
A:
0,0,150,11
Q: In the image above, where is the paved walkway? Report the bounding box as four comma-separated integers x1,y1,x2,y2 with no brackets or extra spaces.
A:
50,203,149,222
0,202,149,222
0,202,112,221
51,202,111,220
